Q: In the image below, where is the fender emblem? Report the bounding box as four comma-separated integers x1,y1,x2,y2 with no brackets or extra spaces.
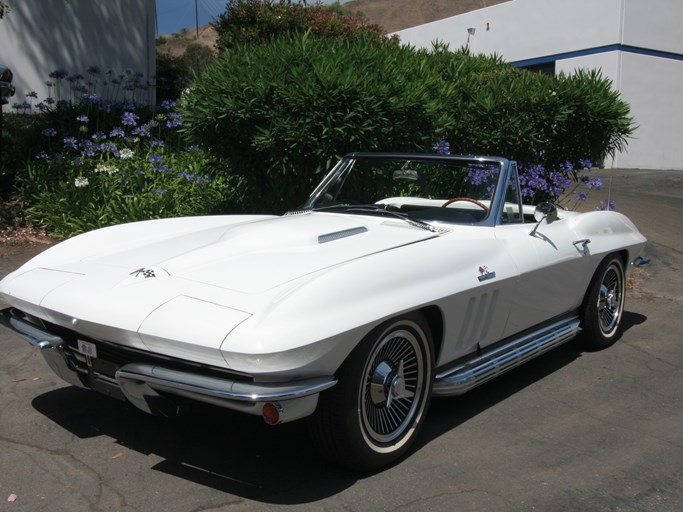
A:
130,268,156,279
477,265,496,282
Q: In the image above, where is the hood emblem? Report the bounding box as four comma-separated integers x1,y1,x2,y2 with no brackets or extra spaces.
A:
477,265,496,282
130,268,156,279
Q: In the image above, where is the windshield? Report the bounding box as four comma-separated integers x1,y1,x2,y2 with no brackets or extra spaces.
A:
301,154,504,225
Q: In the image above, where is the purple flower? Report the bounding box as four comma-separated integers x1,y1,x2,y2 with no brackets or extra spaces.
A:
132,123,152,138
91,131,107,141
154,189,167,195
97,142,119,156
548,171,570,196
578,159,593,169
466,164,499,187
432,140,450,155
582,176,603,190
160,99,176,110
76,114,89,123
149,154,163,164
165,112,183,128
151,139,165,147
81,141,96,158
49,69,69,80
26,91,38,99
178,171,209,184
73,84,89,95
67,73,84,83
596,200,617,211
42,127,57,137
560,161,574,173
121,111,139,127
63,137,78,149
110,127,125,138
575,191,588,202
34,151,49,159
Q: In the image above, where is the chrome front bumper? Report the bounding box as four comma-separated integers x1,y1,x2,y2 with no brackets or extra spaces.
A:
1,307,336,423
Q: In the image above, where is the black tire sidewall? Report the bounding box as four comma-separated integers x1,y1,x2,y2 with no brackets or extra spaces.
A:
310,312,434,471
580,255,625,350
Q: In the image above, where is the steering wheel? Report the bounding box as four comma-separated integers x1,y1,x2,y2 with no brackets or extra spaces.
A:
441,197,489,211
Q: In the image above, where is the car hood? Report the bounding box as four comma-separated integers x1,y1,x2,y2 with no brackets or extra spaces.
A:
4,213,439,296
0,213,441,363
86,213,439,292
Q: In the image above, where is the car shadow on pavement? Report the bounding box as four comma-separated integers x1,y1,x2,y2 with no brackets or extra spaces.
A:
29,310,646,503
31,386,357,503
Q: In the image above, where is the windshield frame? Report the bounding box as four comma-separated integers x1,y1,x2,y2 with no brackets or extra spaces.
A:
301,152,514,227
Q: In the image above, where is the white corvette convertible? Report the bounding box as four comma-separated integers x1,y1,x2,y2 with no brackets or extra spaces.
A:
0,153,647,470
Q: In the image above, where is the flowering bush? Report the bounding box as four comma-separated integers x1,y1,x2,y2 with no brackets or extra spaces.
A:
13,71,242,237
214,0,389,51
432,141,614,210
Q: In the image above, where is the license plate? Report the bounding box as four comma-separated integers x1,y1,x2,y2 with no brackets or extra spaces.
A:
77,340,98,358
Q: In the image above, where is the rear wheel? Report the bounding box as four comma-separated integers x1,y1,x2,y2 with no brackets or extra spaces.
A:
309,313,434,471
579,255,625,349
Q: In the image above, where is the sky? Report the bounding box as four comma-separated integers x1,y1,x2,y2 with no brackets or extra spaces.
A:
155,0,350,35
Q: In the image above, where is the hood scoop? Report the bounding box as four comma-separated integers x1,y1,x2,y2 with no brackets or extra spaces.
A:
318,226,368,244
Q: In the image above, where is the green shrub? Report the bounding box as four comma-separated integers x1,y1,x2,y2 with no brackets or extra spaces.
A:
182,35,633,211
21,146,235,238
181,34,453,211
427,46,634,172
14,97,243,237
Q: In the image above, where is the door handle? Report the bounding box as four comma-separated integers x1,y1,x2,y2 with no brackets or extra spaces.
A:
573,239,591,256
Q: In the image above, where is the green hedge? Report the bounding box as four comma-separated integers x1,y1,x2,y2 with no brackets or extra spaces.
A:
181,36,634,212
427,45,633,170
181,35,454,210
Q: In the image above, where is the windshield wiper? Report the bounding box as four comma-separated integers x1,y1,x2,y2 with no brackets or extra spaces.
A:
340,205,439,233
288,204,439,233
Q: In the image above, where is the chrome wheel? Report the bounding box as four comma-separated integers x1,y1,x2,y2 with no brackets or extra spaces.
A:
597,263,623,336
361,327,426,446
308,313,433,470
580,256,626,349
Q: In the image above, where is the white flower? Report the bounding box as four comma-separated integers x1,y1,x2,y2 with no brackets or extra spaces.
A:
95,163,118,175
119,148,134,160
74,176,89,188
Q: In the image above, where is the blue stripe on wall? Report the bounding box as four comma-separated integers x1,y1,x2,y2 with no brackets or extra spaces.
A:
512,44,683,68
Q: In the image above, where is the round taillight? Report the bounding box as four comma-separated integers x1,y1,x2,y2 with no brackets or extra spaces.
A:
262,402,282,425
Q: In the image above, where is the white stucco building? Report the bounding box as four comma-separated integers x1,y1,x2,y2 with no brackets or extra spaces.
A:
0,0,156,108
395,0,683,170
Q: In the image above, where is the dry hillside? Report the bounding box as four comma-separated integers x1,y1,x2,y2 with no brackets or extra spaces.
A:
156,0,509,56
345,0,509,33
156,24,218,58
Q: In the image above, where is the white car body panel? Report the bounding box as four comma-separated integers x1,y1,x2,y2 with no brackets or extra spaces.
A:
0,153,647,431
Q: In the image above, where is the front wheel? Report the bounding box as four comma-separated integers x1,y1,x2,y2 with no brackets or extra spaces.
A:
309,313,434,471
579,255,626,350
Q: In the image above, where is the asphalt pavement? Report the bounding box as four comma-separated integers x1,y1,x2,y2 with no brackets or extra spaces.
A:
0,168,681,512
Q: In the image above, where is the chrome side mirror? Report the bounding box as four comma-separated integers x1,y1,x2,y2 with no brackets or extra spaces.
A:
530,202,558,236
533,202,558,223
